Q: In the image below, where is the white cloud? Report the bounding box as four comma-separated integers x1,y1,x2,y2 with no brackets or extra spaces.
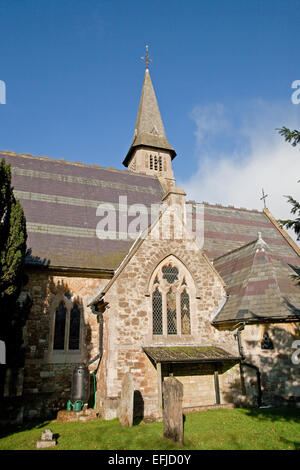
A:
179,99,300,242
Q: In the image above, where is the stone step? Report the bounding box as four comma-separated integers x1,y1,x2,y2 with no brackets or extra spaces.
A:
56,409,98,422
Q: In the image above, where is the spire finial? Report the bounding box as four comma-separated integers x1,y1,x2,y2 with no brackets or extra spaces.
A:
141,45,152,70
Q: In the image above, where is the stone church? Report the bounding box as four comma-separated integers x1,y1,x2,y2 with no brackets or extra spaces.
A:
1,61,300,422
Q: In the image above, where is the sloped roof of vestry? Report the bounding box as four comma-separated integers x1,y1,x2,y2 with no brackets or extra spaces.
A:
186,201,299,260
1,151,165,271
123,69,176,167
212,234,300,324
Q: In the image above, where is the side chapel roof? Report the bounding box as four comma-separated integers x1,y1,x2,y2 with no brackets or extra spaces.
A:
212,233,300,324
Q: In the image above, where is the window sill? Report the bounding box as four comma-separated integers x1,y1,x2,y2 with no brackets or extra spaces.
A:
45,350,82,364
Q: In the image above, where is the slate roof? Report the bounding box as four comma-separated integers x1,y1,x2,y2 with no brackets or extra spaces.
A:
187,201,300,263
1,151,164,271
212,234,300,324
143,346,240,363
1,150,299,324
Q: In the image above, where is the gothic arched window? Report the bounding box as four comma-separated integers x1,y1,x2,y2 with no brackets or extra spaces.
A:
180,289,191,335
52,297,82,352
152,287,163,335
69,303,81,350
151,259,193,336
53,301,67,350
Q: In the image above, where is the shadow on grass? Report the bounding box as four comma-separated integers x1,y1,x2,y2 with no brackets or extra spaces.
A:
0,419,52,440
277,435,300,450
243,407,300,423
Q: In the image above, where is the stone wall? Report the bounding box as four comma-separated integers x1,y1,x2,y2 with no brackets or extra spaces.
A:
99,199,241,419
240,322,300,406
5,268,108,420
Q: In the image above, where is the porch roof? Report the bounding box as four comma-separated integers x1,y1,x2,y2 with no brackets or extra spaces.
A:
142,346,240,364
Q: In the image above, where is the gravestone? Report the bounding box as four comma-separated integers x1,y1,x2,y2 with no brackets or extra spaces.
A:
163,376,184,445
36,429,57,448
119,372,134,427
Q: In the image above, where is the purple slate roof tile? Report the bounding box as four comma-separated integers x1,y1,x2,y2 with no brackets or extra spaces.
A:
2,151,164,270
2,151,300,323
213,237,300,323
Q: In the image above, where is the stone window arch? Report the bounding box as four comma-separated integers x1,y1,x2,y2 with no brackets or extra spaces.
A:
150,256,195,337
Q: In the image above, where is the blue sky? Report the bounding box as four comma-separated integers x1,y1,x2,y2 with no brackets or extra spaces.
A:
1,0,300,226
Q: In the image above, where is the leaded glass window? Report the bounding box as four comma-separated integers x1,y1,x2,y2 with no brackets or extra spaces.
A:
151,260,193,337
181,289,191,335
69,303,81,350
167,288,177,335
52,297,82,353
153,288,163,335
53,302,66,350
162,265,178,284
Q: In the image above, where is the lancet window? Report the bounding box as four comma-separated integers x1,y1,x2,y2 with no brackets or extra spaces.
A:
53,298,82,352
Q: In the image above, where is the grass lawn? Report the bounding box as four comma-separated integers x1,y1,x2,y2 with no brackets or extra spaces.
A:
0,407,299,451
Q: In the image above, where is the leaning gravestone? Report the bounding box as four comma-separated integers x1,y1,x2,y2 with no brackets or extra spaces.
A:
36,429,57,448
163,376,184,445
119,372,134,427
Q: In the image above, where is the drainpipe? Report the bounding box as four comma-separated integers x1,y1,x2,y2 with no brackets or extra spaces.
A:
85,309,104,409
235,323,262,407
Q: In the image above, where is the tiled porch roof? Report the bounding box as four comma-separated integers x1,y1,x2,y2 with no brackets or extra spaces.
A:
143,346,240,363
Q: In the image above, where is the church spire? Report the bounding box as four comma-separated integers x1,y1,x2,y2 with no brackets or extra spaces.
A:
122,47,176,176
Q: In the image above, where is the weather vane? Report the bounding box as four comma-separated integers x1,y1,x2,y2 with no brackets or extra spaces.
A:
141,45,152,70
260,188,269,209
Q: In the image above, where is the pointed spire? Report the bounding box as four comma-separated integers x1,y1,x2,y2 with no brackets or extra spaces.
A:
123,55,176,167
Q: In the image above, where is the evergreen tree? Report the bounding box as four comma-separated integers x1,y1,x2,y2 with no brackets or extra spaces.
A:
276,127,300,240
0,159,27,396
277,127,300,284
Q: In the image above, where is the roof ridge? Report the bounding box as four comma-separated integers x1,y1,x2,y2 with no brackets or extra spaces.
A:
186,200,263,214
263,207,300,256
0,150,161,180
213,237,259,262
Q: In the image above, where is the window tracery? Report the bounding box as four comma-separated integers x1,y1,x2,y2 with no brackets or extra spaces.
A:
53,298,81,352
151,260,192,336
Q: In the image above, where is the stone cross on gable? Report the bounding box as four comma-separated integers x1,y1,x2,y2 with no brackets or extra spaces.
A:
260,188,268,209
141,45,152,70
